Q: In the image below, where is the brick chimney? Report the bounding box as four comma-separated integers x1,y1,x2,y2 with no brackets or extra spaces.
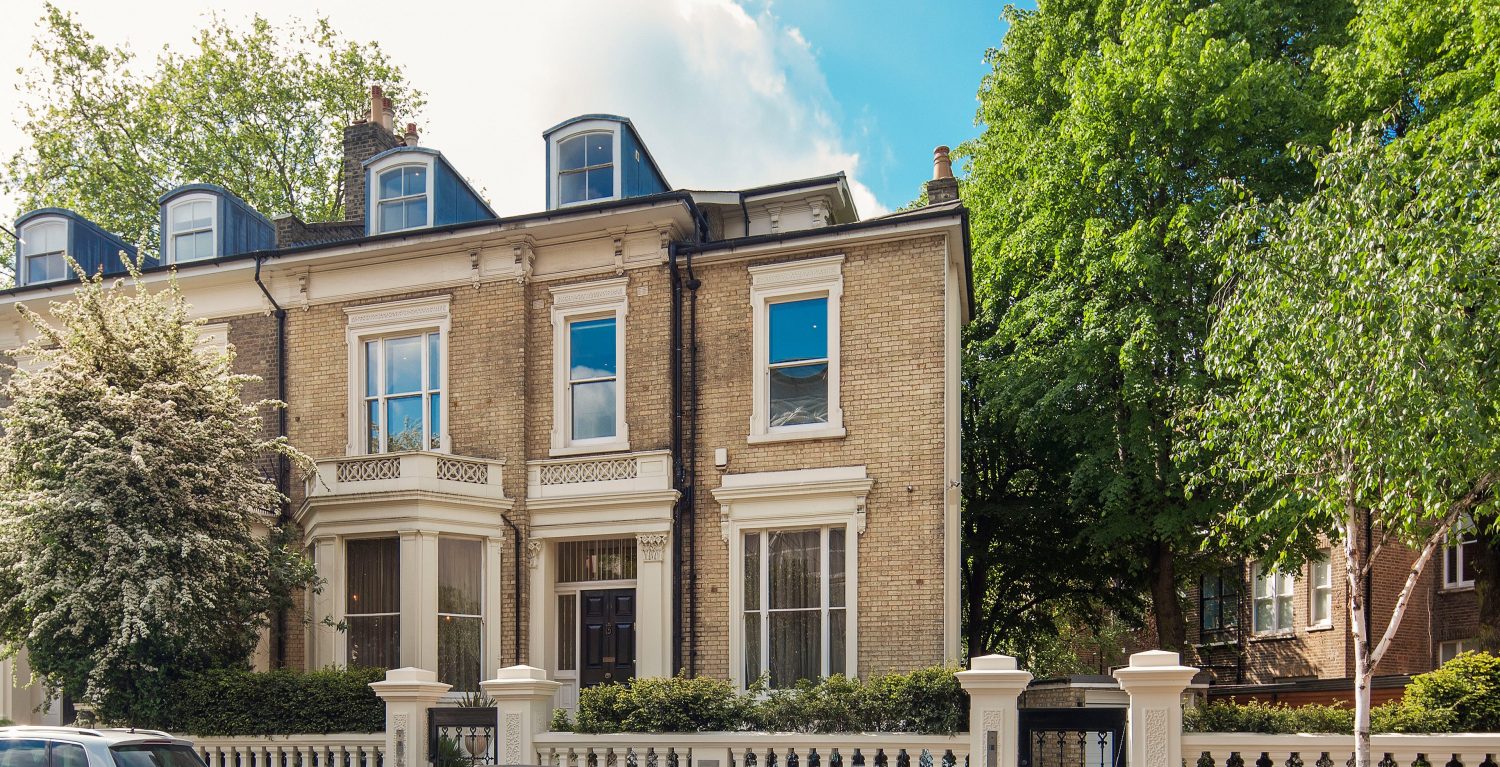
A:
925,145,959,205
341,85,403,226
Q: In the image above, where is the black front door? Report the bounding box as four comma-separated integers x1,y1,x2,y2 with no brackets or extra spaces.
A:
580,588,635,687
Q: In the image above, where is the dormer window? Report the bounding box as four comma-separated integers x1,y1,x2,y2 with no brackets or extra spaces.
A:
377,165,429,233
558,132,614,205
168,196,217,262
20,220,67,283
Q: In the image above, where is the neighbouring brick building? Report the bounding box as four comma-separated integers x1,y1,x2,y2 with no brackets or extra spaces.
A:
0,87,971,718
1182,529,1483,705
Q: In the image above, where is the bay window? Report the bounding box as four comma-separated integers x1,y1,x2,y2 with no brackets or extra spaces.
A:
742,527,847,687
363,332,442,453
438,537,483,691
1252,562,1294,634
346,538,400,669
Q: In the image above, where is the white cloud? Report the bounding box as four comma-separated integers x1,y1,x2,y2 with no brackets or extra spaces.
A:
0,0,889,224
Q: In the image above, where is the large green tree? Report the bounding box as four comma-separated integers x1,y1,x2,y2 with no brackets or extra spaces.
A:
0,263,316,723
959,0,1350,648
3,5,421,254
1192,128,1500,767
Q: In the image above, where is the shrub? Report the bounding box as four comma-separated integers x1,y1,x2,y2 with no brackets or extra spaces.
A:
155,666,386,735
571,667,965,735
1402,651,1500,732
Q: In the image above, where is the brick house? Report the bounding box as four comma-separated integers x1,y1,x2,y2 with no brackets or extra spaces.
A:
1183,528,1482,704
0,87,972,718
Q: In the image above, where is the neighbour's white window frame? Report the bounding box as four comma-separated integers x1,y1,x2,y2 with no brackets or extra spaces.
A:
549,278,629,456
1309,552,1332,629
748,255,845,444
715,465,872,690
344,295,451,456
19,218,68,285
1439,638,1474,664
550,121,622,208
368,154,435,234
166,192,218,263
1252,561,1295,635
1443,519,1478,590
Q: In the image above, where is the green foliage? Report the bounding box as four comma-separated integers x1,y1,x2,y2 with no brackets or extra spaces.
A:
155,666,385,735
0,719,11,727
958,0,1353,651
549,708,573,732
0,263,316,723
433,736,468,767
1402,652,1500,732
571,668,966,735
1183,698,1460,735
3,4,422,256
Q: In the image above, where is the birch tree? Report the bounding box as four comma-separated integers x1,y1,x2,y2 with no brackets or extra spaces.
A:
0,261,315,723
1190,129,1500,766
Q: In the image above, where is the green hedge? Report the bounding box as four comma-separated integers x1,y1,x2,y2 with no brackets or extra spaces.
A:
566,667,967,735
153,667,386,736
1185,651,1499,734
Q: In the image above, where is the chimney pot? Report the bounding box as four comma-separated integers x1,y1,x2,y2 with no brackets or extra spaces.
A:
404,123,419,147
932,145,954,180
925,145,960,205
381,97,395,132
369,85,384,126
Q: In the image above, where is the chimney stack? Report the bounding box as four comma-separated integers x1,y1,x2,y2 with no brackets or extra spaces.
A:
368,85,384,126
403,123,420,147
926,145,959,204
342,84,404,228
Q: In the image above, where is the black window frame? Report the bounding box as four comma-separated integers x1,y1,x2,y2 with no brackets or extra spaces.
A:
1199,567,1242,643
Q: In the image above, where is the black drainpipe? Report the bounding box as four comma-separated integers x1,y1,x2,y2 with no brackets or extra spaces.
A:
669,242,684,675
684,245,701,676
253,254,290,668
668,206,709,676
501,514,523,664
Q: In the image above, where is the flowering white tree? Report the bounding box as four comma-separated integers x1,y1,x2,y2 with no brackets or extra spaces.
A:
0,261,314,723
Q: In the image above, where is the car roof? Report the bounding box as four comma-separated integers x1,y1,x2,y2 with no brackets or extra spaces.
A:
0,727,187,746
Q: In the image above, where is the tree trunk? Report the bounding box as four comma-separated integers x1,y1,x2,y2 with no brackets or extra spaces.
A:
1150,543,1186,650
1343,509,1373,767
1473,527,1500,652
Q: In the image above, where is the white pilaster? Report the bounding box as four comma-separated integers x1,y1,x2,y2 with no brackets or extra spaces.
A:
370,667,451,767
634,532,672,678
1112,650,1198,767
955,654,1032,767
527,539,550,670
482,665,562,766
399,530,440,672
310,536,339,668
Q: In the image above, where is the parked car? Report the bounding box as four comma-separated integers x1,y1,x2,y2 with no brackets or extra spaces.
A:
0,727,206,767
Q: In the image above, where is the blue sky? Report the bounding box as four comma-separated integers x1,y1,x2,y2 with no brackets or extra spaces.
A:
1,0,1026,220
766,0,1017,207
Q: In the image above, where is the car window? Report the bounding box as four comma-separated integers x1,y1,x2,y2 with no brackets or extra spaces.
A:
109,745,204,767
0,740,49,767
51,743,87,767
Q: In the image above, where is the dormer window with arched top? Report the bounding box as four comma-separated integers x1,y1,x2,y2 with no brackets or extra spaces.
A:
376,165,430,233
20,219,67,283
558,132,614,205
168,195,217,262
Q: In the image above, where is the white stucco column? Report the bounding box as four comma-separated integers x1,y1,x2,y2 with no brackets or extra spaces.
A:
310,536,339,668
371,667,451,767
1112,650,1198,767
399,530,440,672
956,654,1032,767
482,665,561,766
485,536,505,671
634,532,672,678
526,539,550,670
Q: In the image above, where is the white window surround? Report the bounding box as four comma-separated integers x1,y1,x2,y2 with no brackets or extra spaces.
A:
1252,561,1295,635
368,154,435,233
196,322,230,357
165,192,218,263
344,295,451,456
549,278,629,456
1439,638,1475,664
748,255,845,444
1443,521,1478,590
19,218,67,285
712,465,872,689
549,120,622,209
1309,554,1332,629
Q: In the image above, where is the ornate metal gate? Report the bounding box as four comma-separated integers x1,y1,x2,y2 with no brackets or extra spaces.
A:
429,706,500,766
1018,708,1126,767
